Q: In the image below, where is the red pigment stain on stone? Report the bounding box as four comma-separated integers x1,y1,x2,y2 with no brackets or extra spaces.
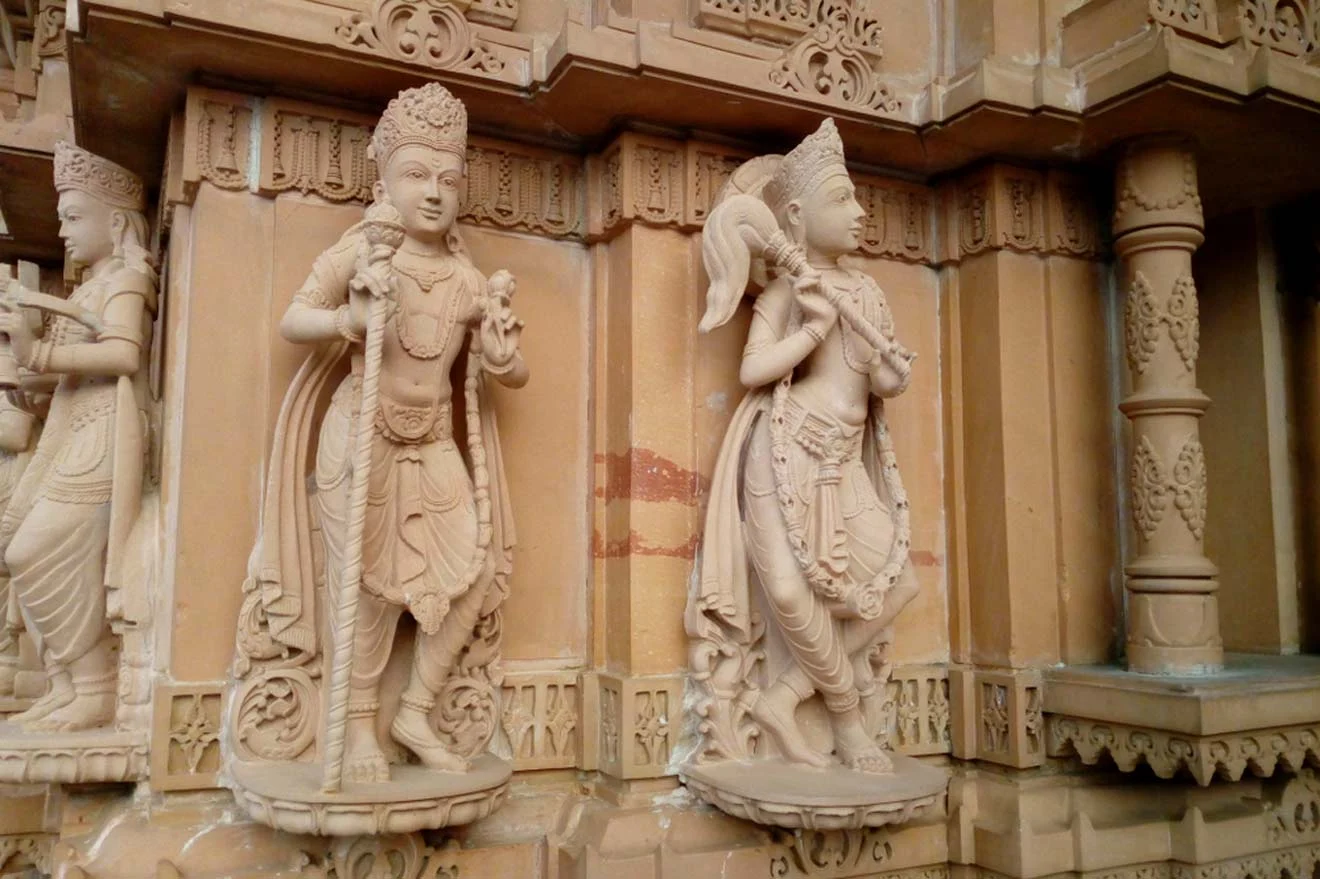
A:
909,550,942,567
593,530,701,560
594,449,708,504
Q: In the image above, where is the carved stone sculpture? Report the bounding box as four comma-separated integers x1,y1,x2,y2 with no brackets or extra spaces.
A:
680,120,945,829
0,143,154,737
226,83,527,836
0,384,47,710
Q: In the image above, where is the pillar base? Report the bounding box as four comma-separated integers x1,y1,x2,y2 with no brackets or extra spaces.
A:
1125,591,1223,675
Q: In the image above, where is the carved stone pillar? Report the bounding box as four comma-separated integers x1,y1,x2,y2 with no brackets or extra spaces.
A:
1113,139,1222,675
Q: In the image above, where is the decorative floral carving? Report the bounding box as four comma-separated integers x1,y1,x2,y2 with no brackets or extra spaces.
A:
873,665,949,755
1241,0,1318,55
1048,716,1320,786
601,684,621,768
499,672,578,770
981,683,1010,756
960,185,990,254
689,149,747,226
768,827,895,877
190,99,250,192
1131,436,1170,541
263,106,377,203
1166,274,1201,373
1049,176,1100,258
168,693,220,775
768,3,898,112
1268,770,1320,843
1124,272,1160,376
1172,437,1207,540
1005,178,1042,250
633,146,684,225
335,0,504,74
1023,687,1043,755
468,0,519,29
633,690,670,767
1151,0,1210,33
301,834,461,879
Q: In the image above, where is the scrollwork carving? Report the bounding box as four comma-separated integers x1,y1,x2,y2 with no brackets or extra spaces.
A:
1241,0,1318,55
335,0,505,74
1173,438,1207,540
1131,436,1169,541
767,3,898,112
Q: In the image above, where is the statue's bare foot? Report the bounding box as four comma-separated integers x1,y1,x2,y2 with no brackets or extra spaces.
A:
344,720,391,784
749,688,829,769
11,677,73,727
24,691,113,733
391,708,470,773
834,720,894,774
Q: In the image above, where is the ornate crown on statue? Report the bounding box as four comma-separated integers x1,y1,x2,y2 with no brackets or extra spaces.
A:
370,82,468,165
762,118,849,213
53,141,146,212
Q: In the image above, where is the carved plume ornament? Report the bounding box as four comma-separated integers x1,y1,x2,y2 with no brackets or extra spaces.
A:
336,0,504,73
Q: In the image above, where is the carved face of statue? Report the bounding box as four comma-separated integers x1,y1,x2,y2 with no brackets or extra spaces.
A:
57,190,116,267
379,145,464,245
793,171,864,259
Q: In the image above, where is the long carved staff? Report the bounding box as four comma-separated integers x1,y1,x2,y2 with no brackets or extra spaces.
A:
321,199,405,793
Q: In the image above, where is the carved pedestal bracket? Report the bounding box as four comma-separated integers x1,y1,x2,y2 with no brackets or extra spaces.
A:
949,666,1045,769
940,165,1103,263
1047,716,1320,786
150,683,223,791
0,727,148,784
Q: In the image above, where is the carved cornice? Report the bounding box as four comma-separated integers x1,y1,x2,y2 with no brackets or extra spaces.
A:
173,87,585,240
1149,0,1241,43
0,730,148,784
941,165,1102,263
950,666,1045,769
151,683,223,792
1047,716,1320,785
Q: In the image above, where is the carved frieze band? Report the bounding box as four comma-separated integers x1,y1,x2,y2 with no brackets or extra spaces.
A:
1048,716,1320,786
150,683,223,791
175,88,585,239
880,664,952,756
500,670,579,771
590,133,935,262
1155,0,1320,56
945,166,1102,262
950,666,1045,769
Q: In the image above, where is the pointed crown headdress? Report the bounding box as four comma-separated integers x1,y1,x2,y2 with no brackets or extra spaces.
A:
370,83,468,166
53,142,146,212
761,118,848,214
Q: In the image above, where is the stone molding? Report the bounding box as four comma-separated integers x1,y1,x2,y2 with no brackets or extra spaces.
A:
172,87,586,240
150,682,223,792
0,730,148,784
940,165,1103,263
949,666,1045,769
1047,715,1320,786
500,669,580,771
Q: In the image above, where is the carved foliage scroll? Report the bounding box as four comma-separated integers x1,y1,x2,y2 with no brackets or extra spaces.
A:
1130,434,1206,542
769,3,898,113
151,684,223,791
335,0,505,74
1125,271,1200,377
1241,0,1319,56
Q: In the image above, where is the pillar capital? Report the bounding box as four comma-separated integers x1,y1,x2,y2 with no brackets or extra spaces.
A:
1112,137,1204,240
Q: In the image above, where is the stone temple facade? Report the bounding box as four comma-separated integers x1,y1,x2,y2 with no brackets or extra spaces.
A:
0,0,1319,876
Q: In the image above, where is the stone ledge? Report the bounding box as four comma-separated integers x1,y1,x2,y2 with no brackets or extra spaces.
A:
1044,655,1320,736
1043,655,1320,785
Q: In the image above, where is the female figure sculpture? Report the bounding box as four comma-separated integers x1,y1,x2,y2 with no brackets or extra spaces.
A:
0,142,154,732
684,120,943,827
229,83,525,828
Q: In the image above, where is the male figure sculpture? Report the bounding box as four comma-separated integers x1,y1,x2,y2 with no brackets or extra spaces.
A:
239,82,525,785
0,142,154,732
687,119,919,774
0,391,45,699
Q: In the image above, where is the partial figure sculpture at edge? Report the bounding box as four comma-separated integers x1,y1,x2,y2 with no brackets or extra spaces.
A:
227,83,527,836
0,143,154,735
681,119,946,829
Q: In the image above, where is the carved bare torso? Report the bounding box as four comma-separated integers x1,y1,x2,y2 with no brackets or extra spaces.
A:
378,253,479,409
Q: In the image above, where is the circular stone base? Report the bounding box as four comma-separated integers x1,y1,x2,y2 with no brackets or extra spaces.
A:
681,754,947,830
229,755,511,836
